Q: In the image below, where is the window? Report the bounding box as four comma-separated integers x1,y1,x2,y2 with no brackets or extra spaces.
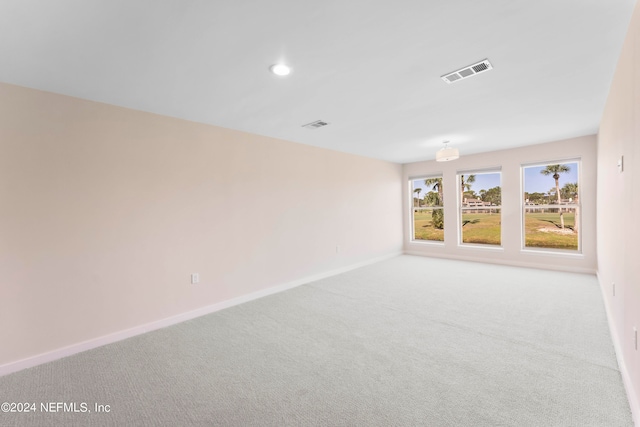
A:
522,160,580,251
411,176,444,242
458,171,501,246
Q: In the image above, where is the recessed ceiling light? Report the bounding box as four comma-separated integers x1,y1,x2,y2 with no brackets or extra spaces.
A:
270,63,291,76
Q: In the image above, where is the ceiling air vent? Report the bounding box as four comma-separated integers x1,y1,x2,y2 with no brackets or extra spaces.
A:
302,120,329,129
441,59,493,84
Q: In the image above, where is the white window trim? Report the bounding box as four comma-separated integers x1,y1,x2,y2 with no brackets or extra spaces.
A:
520,159,582,254
457,170,503,248
409,175,444,244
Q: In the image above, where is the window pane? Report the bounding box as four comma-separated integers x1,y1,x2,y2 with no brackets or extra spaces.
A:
522,162,579,251
461,209,502,245
412,177,444,242
523,206,579,250
413,208,444,241
460,172,501,245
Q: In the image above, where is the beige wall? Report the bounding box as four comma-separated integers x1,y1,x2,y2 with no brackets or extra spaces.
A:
402,136,597,273
0,83,403,366
598,0,640,418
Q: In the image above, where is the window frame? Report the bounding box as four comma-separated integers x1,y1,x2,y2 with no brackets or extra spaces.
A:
456,168,503,248
520,158,582,254
409,174,445,244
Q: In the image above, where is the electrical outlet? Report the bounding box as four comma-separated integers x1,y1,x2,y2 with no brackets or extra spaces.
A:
191,273,200,284
634,327,638,351
617,156,624,173
336,245,341,254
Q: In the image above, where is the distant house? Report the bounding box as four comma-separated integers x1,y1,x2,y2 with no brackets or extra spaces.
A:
462,198,498,213
523,197,578,214
462,198,493,208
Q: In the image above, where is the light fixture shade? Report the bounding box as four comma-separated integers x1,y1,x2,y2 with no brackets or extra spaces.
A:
436,146,459,162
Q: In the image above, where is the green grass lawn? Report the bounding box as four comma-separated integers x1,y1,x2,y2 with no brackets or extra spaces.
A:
524,211,578,250
414,210,578,250
413,209,444,241
461,212,501,245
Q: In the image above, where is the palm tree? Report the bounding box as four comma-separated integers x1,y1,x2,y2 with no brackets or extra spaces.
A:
561,182,579,234
460,175,476,205
413,188,422,207
541,164,571,229
424,178,443,205
561,182,578,201
425,178,444,229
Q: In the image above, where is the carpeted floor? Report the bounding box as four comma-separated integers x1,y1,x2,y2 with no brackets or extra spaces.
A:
0,255,632,426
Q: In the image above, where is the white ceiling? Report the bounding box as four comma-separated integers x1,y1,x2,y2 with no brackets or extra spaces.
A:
0,0,636,163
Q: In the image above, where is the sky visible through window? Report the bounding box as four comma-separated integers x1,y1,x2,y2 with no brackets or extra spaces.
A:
523,162,578,193
464,173,500,192
413,173,500,195
413,163,578,197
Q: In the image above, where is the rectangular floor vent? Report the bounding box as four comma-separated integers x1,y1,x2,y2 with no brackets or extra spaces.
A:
442,59,492,84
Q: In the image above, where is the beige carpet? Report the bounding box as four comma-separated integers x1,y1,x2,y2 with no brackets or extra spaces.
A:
0,255,632,426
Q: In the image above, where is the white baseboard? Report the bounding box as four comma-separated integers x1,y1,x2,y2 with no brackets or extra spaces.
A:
0,251,402,378
596,272,639,425
403,250,596,275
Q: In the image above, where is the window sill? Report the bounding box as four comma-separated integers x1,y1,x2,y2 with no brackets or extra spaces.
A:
409,239,444,246
520,248,583,258
458,244,504,251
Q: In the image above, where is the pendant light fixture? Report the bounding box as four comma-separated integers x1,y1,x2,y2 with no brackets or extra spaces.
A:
436,141,459,162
